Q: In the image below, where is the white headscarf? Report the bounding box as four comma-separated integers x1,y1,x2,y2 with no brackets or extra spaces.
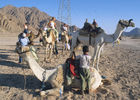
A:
22,33,26,38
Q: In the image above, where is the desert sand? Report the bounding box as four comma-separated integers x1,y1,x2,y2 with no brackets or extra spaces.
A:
0,33,140,100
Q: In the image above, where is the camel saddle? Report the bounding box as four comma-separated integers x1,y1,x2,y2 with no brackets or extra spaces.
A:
79,27,104,45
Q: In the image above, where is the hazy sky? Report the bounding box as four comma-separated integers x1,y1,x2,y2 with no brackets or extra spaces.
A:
0,0,140,34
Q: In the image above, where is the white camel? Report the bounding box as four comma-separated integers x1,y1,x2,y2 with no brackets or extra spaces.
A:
19,49,102,96
38,29,56,62
71,19,135,71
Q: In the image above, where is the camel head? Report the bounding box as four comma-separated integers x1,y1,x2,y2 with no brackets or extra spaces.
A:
39,28,43,33
119,19,135,28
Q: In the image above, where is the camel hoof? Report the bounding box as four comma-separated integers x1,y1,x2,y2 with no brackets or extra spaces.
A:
46,60,50,63
44,58,50,63
44,58,46,61
102,79,111,86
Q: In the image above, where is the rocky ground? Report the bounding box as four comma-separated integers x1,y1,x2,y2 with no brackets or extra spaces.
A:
0,33,140,100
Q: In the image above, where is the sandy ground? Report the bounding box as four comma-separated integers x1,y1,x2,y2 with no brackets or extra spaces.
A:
0,33,140,100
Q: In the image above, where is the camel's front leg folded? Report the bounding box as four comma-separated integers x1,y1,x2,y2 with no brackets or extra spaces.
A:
40,86,63,96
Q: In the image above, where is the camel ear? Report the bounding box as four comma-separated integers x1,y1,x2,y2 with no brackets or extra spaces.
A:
129,19,133,23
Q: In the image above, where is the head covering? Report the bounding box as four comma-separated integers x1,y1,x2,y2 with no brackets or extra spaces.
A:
83,45,89,53
22,33,26,38
28,31,31,33
93,19,98,27
51,17,56,21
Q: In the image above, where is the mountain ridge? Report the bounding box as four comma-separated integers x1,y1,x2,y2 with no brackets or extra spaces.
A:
0,5,78,33
123,27,140,37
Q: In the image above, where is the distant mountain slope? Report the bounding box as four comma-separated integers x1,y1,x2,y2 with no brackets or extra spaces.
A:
123,28,140,37
0,5,52,33
0,13,21,32
0,5,78,33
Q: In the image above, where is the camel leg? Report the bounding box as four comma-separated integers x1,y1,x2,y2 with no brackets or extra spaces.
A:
71,37,79,51
62,41,64,54
92,45,100,68
44,44,49,61
40,86,63,96
96,44,104,71
48,45,53,61
44,45,47,61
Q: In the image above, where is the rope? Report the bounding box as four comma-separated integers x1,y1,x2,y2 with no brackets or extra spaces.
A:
22,63,27,90
41,70,47,91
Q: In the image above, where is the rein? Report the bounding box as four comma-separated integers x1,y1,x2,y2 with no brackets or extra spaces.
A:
119,19,132,28
119,21,129,28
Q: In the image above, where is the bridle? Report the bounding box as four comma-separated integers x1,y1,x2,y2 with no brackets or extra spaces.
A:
119,19,133,28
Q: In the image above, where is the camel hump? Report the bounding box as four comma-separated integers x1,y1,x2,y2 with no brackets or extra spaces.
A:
50,65,64,85
96,27,104,33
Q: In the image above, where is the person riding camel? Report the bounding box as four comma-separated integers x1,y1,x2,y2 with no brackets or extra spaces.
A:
48,17,59,41
92,19,104,34
92,19,98,29
61,23,70,50
76,45,91,95
62,23,68,35
17,32,38,63
48,17,59,55
18,33,30,63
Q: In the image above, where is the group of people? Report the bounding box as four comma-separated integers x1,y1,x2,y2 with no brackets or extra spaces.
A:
65,45,92,95
43,17,71,51
17,17,92,95
82,19,104,36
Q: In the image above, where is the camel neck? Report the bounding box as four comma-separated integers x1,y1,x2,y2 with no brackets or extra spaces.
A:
25,52,57,82
104,22,125,43
113,23,124,42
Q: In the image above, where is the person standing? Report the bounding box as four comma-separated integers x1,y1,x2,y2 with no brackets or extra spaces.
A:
76,46,91,95
92,19,98,29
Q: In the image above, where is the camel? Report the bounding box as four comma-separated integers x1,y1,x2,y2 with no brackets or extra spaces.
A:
19,49,102,96
71,19,135,71
61,31,71,52
37,29,57,61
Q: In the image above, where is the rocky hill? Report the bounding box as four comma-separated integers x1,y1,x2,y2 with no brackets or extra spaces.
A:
122,28,140,37
0,5,78,33
0,13,21,32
